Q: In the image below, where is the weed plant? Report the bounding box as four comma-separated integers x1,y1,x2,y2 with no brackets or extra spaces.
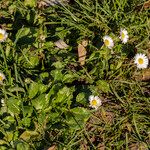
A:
0,0,150,149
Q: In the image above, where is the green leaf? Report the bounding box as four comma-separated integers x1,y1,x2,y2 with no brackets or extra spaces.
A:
20,131,38,141
29,56,39,66
76,92,86,104
8,87,25,93
15,27,30,41
66,107,90,130
4,132,13,142
16,142,30,150
89,51,100,60
7,97,21,114
24,0,37,7
96,80,110,93
45,83,62,103
63,74,76,83
23,106,33,117
51,70,63,81
55,27,70,39
38,112,46,124
52,61,64,69
0,140,7,145
28,82,39,99
0,146,7,150
55,27,65,32
40,72,49,80
39,84,48,94
45,41,54,48
54,86,73,107
3,116,15,123
21,118,31,127
31,94,47,110
116,60,123,70
5,44,11,57
20,131,31,141
48,112,60,122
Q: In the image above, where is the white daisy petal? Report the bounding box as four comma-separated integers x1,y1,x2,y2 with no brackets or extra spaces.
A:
103,35,114,49
134,53,149,69
0,29,8,42
94,96,100,100
119,28,129,44
89,95,102,110
89,95,94,101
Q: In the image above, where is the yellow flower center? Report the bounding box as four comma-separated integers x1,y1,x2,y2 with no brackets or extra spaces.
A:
138,58,144,65
121,32,125,39
91,99,97,106
0,33,4,40
0,76,3,81
104,39,110,46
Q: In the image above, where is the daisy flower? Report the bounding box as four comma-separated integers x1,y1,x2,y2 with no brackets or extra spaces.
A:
103,35,114,49
0,72,6,84
134,53,149,69
0,29,8,42
89,95,102,110
119,28,129,44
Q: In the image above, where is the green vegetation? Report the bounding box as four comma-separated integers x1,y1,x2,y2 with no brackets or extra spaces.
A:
0,0,149,149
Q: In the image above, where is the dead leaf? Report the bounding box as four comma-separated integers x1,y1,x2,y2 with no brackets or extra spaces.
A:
38,0,69,8
54,39,69,49
78,43,87,66
139,142,149,150
126,122,132,132
129,142,149,150
143,0,150,9
81,40,88,47
134,0,150,11
97,143,105,150
142,69,150,81
20,131,38,141
20,131,31,141
101,108,114,124
129,143,139,150
80,141,88,150
37,1,49,8
47,145,57,150
133,69,150,81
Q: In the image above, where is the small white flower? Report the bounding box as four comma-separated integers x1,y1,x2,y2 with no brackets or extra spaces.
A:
1,99,5,107
134,53,149,69
0,72,6,84
119,28,129,44
0,29,8,42
89,95,102,110
103,35,114,49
